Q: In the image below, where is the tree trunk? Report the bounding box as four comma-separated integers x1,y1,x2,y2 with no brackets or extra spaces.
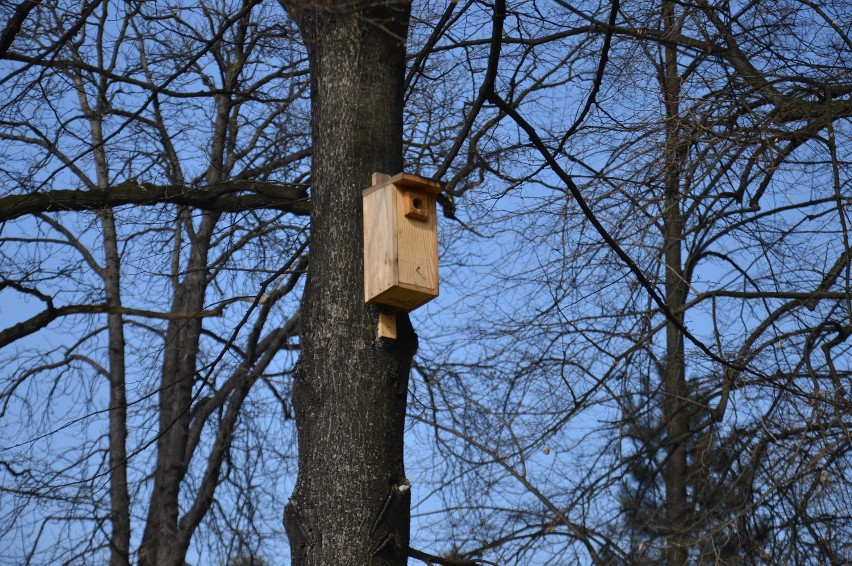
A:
78,59,132,565
140,74,232,566
138,212,218,566
283,4,416,565
102,210,131,566
660,1,690,564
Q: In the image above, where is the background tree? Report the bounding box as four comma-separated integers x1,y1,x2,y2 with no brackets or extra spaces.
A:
1,1,309,564
406,0,852,563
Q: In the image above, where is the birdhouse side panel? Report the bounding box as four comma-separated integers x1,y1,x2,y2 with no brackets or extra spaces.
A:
396,191,439,295
363,185,399,303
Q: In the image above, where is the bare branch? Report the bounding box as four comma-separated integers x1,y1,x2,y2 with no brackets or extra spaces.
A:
0,180,310,222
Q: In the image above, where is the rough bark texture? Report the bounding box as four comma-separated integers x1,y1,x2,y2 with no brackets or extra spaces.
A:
283,3,416,565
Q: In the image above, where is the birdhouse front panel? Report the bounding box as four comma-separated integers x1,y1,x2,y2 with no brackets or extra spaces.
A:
363,173,441,312
396,188,438,292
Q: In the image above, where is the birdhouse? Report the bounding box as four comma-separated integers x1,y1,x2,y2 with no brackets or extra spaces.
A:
363,172,441,313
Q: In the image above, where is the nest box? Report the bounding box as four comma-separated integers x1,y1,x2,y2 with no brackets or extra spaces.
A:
363,172,442,313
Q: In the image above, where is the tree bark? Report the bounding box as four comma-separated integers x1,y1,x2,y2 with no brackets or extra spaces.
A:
75,47,132,564
0,179,309,222
102,209,131,566
138,212,218,566
660,2,690,564
282,3,416,565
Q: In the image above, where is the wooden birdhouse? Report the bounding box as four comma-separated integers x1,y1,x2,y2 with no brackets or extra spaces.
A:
363,172,441,317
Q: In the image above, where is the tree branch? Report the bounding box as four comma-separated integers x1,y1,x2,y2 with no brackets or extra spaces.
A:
0,303,225,349
408,547,484,566
0,0,42,59
0,180,310,221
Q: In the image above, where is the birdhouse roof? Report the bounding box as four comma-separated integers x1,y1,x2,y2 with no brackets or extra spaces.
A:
386,173,444,195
